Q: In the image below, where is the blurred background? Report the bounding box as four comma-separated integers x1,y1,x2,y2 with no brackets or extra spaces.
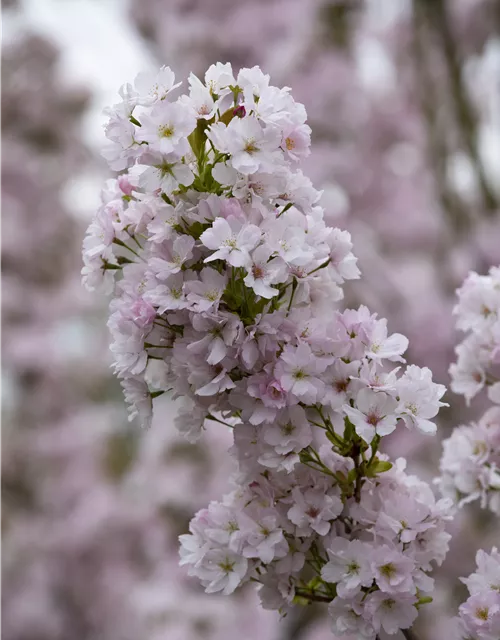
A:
2,1,500,639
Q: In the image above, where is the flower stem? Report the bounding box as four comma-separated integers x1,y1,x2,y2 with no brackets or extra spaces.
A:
286,277,298,314
294,589,331,603
206,414,234,429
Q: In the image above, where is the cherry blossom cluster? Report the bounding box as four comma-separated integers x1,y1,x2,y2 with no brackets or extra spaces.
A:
450,267,500,406
439,406,500,515
453,547,500,640
83,63,450,637
438,269,500,515
181,456,452,639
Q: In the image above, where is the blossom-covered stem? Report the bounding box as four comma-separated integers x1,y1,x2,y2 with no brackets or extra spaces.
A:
85,62,451,639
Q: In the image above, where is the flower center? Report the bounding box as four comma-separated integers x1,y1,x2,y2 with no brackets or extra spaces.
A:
405,402,418,415
285,137,295,150
290,266,306,278
250,181,264,195
218,558,236,574
158,124,175,138
223,236,238,249
281,421,295,436
205,289,220,302
225,520,239,533
473,441,487,456
244,139,259,154
475,607,489,621
335,379,349,393
156,161,176,177
293,368,308,380
380,563,396,578
367,412,380,426
252,264,265,279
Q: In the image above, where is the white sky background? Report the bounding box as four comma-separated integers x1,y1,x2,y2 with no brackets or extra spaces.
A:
6,0,155,147
4,0,156,216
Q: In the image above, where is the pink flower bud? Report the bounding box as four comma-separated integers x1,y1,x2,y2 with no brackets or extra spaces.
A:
118,174,134,196
233,105,246,118
130,298,156,329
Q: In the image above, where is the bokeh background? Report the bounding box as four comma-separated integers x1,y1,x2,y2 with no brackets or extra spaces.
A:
2,1,500,639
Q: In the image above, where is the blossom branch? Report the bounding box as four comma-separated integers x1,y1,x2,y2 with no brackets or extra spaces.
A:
84,62,451,639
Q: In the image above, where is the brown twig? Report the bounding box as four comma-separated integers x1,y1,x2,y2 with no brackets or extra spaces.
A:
412,1,471,242
294,589,332,604
422,0,498,215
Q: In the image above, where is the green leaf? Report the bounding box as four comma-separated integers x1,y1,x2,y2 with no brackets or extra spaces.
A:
276,202,293,218
307,576,323,590
116,256,134,265
186,221,209,240
367,460,393,477
335,470,347,484
416,596,433,608
347,468,357,485
222,289,244,312
326,431,340,446
150,390,165,399
188,119,209,160
343,416,355,442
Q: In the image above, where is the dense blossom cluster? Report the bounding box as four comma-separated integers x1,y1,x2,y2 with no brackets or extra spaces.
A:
83,63,451,637
439,406,500,515
182,457,452,638
454,548,500,640
131,0,500,397
439,269,500,514
450,268,500,406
